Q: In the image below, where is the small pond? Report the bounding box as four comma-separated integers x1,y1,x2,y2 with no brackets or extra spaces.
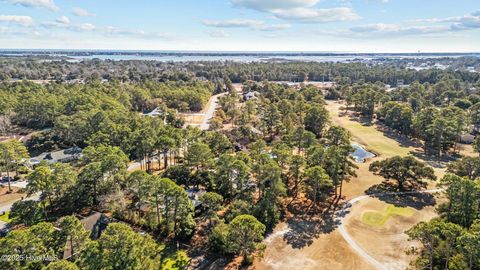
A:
351,143,376,163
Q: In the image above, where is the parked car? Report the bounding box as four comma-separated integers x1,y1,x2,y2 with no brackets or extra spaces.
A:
1,176,14,183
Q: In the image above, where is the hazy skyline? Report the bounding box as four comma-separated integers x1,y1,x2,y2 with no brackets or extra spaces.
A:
0,0,479,52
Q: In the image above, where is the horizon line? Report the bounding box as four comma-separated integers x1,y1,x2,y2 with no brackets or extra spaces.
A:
1,49,480,55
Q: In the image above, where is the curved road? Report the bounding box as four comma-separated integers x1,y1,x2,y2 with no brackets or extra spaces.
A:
0,193,40,213
199,92,226,131
337,189,443,270
0,191,40,230
199,84,241,130
129,91,227,172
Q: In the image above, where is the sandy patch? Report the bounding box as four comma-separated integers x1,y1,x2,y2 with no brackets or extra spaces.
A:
254,222,375,270
0,186,25,205
344,197,437,270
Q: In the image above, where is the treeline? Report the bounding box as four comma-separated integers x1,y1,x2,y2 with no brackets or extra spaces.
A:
0,137,194,269
0,80,213,118
0,58,195,82
1,57,479,86
0,80,214,156
141,81,213,111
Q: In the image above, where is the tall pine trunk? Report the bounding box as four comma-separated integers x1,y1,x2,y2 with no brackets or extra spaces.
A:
6,170,11,192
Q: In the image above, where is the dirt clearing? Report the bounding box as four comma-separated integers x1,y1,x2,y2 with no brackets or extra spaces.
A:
345,197,438,270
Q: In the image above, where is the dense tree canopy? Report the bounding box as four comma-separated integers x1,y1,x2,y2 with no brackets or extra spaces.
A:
1,56,479,269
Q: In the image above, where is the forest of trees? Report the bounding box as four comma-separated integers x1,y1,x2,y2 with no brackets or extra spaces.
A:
1,56,479,85
0,57,479,269
332,75,480,158
1,75,359,268
0,79,216,158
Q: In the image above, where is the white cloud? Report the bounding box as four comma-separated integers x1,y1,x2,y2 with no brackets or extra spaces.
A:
42,17,88,30
230,0,359,23
104,26,173,39
413,11,480,27
0,15,34,26
55,15,70,25
207,30,229,38
4,0,59,11
342,11,480,38
258,23,291,31
42,21,95,32
274,7,360,23
231,0,319,12
203,18,263,28
451,17,480,31
73,7,95,17
350,23,449,36
76,23,95,31
37,20,173,40
202,18,290,31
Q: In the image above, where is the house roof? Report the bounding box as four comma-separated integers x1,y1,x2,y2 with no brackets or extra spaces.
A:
460,133,476,143
62,211,111,259
187,188,207,208
243,91,259,99
143,107,163,117
30,147,82,165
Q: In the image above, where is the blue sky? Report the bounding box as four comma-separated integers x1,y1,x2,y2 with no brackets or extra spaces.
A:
0,0,479,52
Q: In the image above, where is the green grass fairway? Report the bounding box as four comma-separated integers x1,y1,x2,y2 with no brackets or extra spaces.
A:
361,205,414,227
326,101,412,158
0,212,11,223
341,121,411,158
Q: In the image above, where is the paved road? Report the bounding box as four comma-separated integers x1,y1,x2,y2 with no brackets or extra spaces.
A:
9,181,28,189
0,192,40,230
127,155,166,172
199,92,226,131
127,162,142,172
128,92,227,172
198,84,242,131
337,189,443,270
0,193,40,214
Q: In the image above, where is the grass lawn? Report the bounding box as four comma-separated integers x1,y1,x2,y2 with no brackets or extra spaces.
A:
361,205,414,227
0,211,11,223
343,121,411,158
326,101,412,158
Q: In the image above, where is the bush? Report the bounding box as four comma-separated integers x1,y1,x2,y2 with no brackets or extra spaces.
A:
224,200,252,222
208,222,230,254
16,165,30,174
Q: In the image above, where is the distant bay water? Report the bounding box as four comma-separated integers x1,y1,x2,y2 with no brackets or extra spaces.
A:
0,50,479,62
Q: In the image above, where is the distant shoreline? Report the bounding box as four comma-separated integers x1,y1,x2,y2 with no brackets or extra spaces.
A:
1,49,479,57
1,50,479,63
